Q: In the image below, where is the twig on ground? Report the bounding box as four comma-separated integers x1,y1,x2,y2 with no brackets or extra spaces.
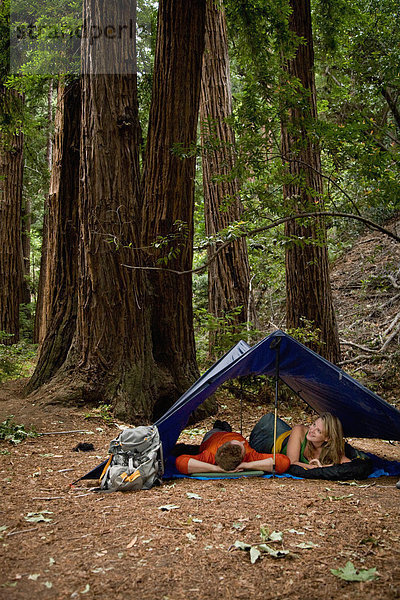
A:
32,496,64,501
7,527,39,537
380,321,400,351
383,313,400,337
39,430,92,435
340,340,377,353
338,354,373,366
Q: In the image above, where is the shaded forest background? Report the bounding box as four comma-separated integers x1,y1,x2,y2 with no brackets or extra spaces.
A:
1,0,399,422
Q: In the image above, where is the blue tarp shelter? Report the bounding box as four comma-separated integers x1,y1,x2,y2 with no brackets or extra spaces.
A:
155,330,400,462
79,330,400,482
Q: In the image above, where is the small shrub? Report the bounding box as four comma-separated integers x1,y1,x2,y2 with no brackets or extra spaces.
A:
0,415,37,444
0,334,37,383
84,403,113,423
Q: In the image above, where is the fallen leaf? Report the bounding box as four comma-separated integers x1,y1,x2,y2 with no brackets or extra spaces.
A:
126,535,138,549
331,561,378,582
295,542,319,549
25,511,53,523
233,540,252,551
287,529,305,535
186,493,202,500
250,546,261,564
258,544,290,559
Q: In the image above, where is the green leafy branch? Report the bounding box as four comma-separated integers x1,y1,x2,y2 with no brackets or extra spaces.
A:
232,526,289,563
0,415,37,444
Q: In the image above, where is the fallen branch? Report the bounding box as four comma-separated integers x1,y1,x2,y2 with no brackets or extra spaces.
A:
383,313,400,337
380,321,400,351
340,340,377,353
338,354,376,366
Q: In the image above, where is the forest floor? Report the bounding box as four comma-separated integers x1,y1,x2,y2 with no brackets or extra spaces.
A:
1,216,400,600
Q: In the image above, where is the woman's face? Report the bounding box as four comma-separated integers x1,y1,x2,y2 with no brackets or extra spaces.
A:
306,418,328,445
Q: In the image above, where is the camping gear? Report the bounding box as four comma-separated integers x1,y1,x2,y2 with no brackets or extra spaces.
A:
249,413,292,454
78,330,400,484
155,330,400,465
269,335,282,473
99,426,163,492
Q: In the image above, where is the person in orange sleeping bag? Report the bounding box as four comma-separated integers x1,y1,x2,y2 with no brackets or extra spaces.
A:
175,424,290,475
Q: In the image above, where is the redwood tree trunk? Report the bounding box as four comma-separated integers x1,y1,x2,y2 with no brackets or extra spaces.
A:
26,79,80,393
281,0,340,363
0,87,24,345
142,0,206,418
200,0,254,357
28,0,156,421
21,198,31,306
34,80,54,344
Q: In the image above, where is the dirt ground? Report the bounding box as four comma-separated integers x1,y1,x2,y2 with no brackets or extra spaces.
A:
1,380,399,600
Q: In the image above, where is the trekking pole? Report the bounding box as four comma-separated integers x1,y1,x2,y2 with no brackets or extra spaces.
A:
269,334,282,476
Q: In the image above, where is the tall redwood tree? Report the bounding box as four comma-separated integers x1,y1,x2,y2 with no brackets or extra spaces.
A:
141,0,206,418
200,0,254,357
281,0,340,362
0,87,24,344
29,0,208,422
26,79,80,392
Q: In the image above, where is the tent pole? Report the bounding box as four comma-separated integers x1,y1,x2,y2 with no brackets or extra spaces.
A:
270,335,282,476
240,378,243,436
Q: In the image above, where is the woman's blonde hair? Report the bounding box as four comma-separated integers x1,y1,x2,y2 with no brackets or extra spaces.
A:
316,412,345,465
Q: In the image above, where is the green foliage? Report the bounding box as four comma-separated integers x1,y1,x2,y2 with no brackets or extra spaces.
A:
0,415,37,444
153,220,189,265
194,307,261,368
331,561,378,582
84,403,113,424
0,334,37,383
234,525,289,563
286,319,324,348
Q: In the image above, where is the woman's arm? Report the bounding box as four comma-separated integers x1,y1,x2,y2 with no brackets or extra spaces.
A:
285,424,308,466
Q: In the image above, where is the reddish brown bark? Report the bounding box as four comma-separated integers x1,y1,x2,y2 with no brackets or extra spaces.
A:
34,80,54,344
281,0,340,363
0,88,24,344
26,79,80,393
200,1,254,357
142,0,206,417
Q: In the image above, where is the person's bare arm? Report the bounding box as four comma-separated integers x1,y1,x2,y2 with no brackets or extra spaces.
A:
186,458,227,474
236,457,274,472
285,424,309,467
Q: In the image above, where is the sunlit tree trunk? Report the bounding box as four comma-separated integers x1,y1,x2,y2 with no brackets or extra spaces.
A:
281,0,340,362
200,1,254,358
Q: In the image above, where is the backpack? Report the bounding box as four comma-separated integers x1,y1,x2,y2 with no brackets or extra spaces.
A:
99,425,164,492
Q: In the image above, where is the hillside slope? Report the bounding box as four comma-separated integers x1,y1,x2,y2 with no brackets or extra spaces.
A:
330,214,400,407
